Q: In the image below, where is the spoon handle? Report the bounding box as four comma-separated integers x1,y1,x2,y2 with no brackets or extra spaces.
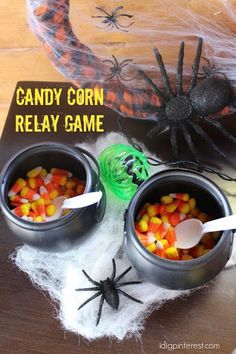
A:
62,191,102,209
203,214,236,233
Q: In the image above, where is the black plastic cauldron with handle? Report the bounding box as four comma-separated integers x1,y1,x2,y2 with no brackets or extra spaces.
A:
0,142,106,252
124,169,234,290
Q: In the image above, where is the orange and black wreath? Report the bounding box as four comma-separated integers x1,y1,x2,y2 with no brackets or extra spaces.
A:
28,0,236,161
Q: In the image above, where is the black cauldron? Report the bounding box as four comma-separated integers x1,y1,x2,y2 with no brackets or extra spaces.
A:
0,142,106,252
124,169,233,290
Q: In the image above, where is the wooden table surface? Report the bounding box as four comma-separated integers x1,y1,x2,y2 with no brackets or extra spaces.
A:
0,81,236,354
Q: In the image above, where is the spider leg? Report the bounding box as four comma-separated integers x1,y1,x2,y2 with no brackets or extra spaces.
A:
176,41,184,96
115,23,129,32
201,116,236,144
187,120,226,158
138,69,168,102
111,258,116,281
82,269,100,286
114,266,132,284
180,124,201,163
120,59,133,68
117,22,135,28
103,73,116,81
147,118,168,138
96,295,105,326
190,37,203,90
153,48,174,99
112,55,119,69
119,63,130,70
112,6,124,15
94,7,111,17
117,13,134,18
201,57,211,68
116,281,142,288
103,22,114,31
103,59,116,65
91,15,108,19
170,124,179,161
77,291,102,311
76,287,100,291
118,289,143,304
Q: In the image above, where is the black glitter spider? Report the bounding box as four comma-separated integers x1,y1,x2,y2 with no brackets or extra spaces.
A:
75,259,143,326
139,38,236,162
92,6,134,32
103,55,133,82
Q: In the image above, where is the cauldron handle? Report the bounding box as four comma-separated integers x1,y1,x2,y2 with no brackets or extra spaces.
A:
74,146,106,223
74,146,100,178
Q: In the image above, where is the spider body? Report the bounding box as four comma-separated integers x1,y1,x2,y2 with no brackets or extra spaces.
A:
139,38,236,162
92,6,134,32
76,259,143,325
190,77,232,115
100,278,119,310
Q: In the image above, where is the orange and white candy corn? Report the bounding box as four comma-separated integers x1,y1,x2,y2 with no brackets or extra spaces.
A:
10,195,28,204
137,232,156,246
20,186,40,202
8,178,27,197
50,168,72,177
39,186,51,205
169,193,190,202
26,166,42,178
28,177,44,189
12,203,31,217
31,198,45,217
46,203,57,217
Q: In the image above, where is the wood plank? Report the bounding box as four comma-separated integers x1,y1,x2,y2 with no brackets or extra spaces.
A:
0,50,63,105
0,0,40,49
0,106,8,138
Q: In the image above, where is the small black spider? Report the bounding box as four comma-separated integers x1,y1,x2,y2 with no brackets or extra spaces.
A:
75,259,143,326
103,55,133,82
139,38,236,162
198,57,226,79
92,6,134,32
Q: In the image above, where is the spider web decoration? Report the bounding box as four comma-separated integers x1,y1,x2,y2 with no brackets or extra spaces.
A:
27,0,236,160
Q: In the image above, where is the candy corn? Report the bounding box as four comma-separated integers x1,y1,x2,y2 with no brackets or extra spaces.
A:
12,203,31,217
50,168,72,177
135,192,217,261
8,178,27,197
8,166,85,223
31,198,45,217
20,186,40,202
27,166,42,178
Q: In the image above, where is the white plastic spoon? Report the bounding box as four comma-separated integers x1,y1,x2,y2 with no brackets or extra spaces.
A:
175,214,236,249
45,191,102,222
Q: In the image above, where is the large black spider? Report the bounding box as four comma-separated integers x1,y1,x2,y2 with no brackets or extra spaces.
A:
92,6,134,32
139,38,236,162
103,55,133,82
75,259,143,326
